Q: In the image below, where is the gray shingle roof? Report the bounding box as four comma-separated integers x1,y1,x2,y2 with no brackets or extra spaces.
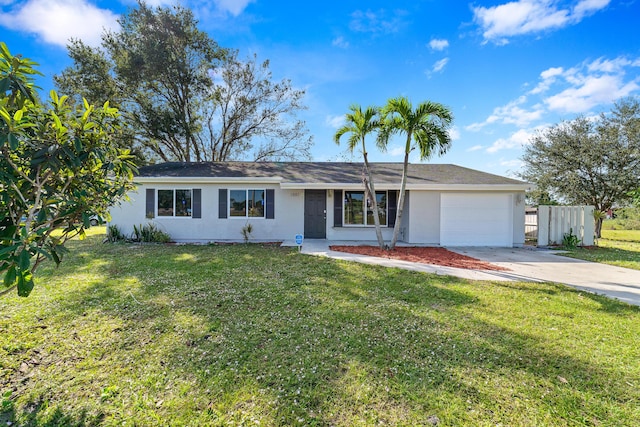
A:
137,162,529,187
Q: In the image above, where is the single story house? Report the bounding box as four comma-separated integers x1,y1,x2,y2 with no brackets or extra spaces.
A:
109,162,532,246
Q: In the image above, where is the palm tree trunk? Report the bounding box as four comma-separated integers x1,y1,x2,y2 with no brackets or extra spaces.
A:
362,153,386,249
390,149,410,249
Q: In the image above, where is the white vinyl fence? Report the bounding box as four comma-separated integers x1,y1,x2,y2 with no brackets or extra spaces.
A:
537,205,595,247
525,207,538,240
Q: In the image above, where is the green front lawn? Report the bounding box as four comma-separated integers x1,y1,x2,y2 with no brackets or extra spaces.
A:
561,229,640,270
1,230,639,426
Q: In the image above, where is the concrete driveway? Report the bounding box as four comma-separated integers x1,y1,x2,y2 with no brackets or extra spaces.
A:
295,240,640,307
449,247,640,307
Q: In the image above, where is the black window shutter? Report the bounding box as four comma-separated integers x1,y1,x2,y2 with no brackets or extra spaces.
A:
146,188,155,219
333,190,342,227
192,189,201,218
219,189,227,219
266,189,275,219
388,190,397,228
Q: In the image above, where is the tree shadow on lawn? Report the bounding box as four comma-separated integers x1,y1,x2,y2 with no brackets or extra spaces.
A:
4,240,639,425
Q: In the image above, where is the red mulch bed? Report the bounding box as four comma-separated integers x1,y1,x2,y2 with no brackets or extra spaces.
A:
329,246,509,271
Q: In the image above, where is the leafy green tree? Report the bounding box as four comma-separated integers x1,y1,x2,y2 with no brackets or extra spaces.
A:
54,39,143,162
525,188,559,206
630,188,640,206
56,1,224,162
55,1,312,163
334,105,386,249
203,52,312,161
0,43,136,297
379,96,453,249
520,97,640,237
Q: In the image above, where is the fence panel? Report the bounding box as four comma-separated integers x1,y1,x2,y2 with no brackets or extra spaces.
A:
537,205,594,246
525,208,538,240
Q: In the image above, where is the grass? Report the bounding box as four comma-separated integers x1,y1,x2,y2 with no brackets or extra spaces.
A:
1,228,639,426
561,229,640,270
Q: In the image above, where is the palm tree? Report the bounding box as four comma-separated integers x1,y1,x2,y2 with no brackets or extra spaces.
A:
334,105,386,249
379,96,453,249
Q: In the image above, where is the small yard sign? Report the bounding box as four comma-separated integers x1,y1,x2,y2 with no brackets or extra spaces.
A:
295,233,303,251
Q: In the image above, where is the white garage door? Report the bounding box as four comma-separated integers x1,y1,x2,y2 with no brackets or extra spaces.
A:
440,193,513,246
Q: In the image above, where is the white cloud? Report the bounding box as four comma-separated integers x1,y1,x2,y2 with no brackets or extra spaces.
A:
467,96,544,130
388,144,406,157
587,56,635,73
448,126,460,141
213,0,254,16
467,144,484,152
473,0,610,44
349,9,408,34
332,36,349,49
544,74,640,113
325,115,345,129
0,0,119,47
536,56,640,113
141,0,174,6
432,58,449,73
428,38,449,51
468,54,640,137
426,58,449,78
464,122,485,132
541,67,564,79
529,66,565,94
486,128,538,153
499,159,525,170
573,0,610,19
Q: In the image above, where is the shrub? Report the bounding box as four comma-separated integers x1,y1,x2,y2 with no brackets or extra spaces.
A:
562,228,581,249
131,223,171,243
106,225,126,242
241,222,254,243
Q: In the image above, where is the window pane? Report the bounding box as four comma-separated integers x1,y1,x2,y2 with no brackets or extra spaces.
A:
175,189,192,217
344,191,364,225
369,192,387,226
230,190,247,217
248,190,265,217
157,190,174,216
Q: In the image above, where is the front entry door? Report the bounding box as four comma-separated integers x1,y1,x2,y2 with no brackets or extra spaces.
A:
304,190,326,238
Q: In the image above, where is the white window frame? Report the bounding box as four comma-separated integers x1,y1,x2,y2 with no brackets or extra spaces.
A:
343,190,388,227
156,188,193,218
228,189,266,219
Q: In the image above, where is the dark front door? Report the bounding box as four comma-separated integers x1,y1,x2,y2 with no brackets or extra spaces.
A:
304,190,326,239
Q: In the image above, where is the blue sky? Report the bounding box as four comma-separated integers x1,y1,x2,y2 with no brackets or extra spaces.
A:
2,0,639,177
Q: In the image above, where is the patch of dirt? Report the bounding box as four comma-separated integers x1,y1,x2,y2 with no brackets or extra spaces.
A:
329,246,509,271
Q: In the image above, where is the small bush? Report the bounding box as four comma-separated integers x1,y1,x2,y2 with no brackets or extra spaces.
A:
562,228,581,249
241,222,254,243
131,223,171,243
106,225,126,242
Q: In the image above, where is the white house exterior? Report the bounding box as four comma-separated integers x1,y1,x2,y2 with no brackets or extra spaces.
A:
109,162,532,247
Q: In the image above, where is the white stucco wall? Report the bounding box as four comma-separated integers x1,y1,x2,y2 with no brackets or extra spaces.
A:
405,191,440,244
512,192,526,247
109,183,304,243
110,184,527,246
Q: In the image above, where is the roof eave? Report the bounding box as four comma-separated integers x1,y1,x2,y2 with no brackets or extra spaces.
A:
280,183,533,191
136,176,284,184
